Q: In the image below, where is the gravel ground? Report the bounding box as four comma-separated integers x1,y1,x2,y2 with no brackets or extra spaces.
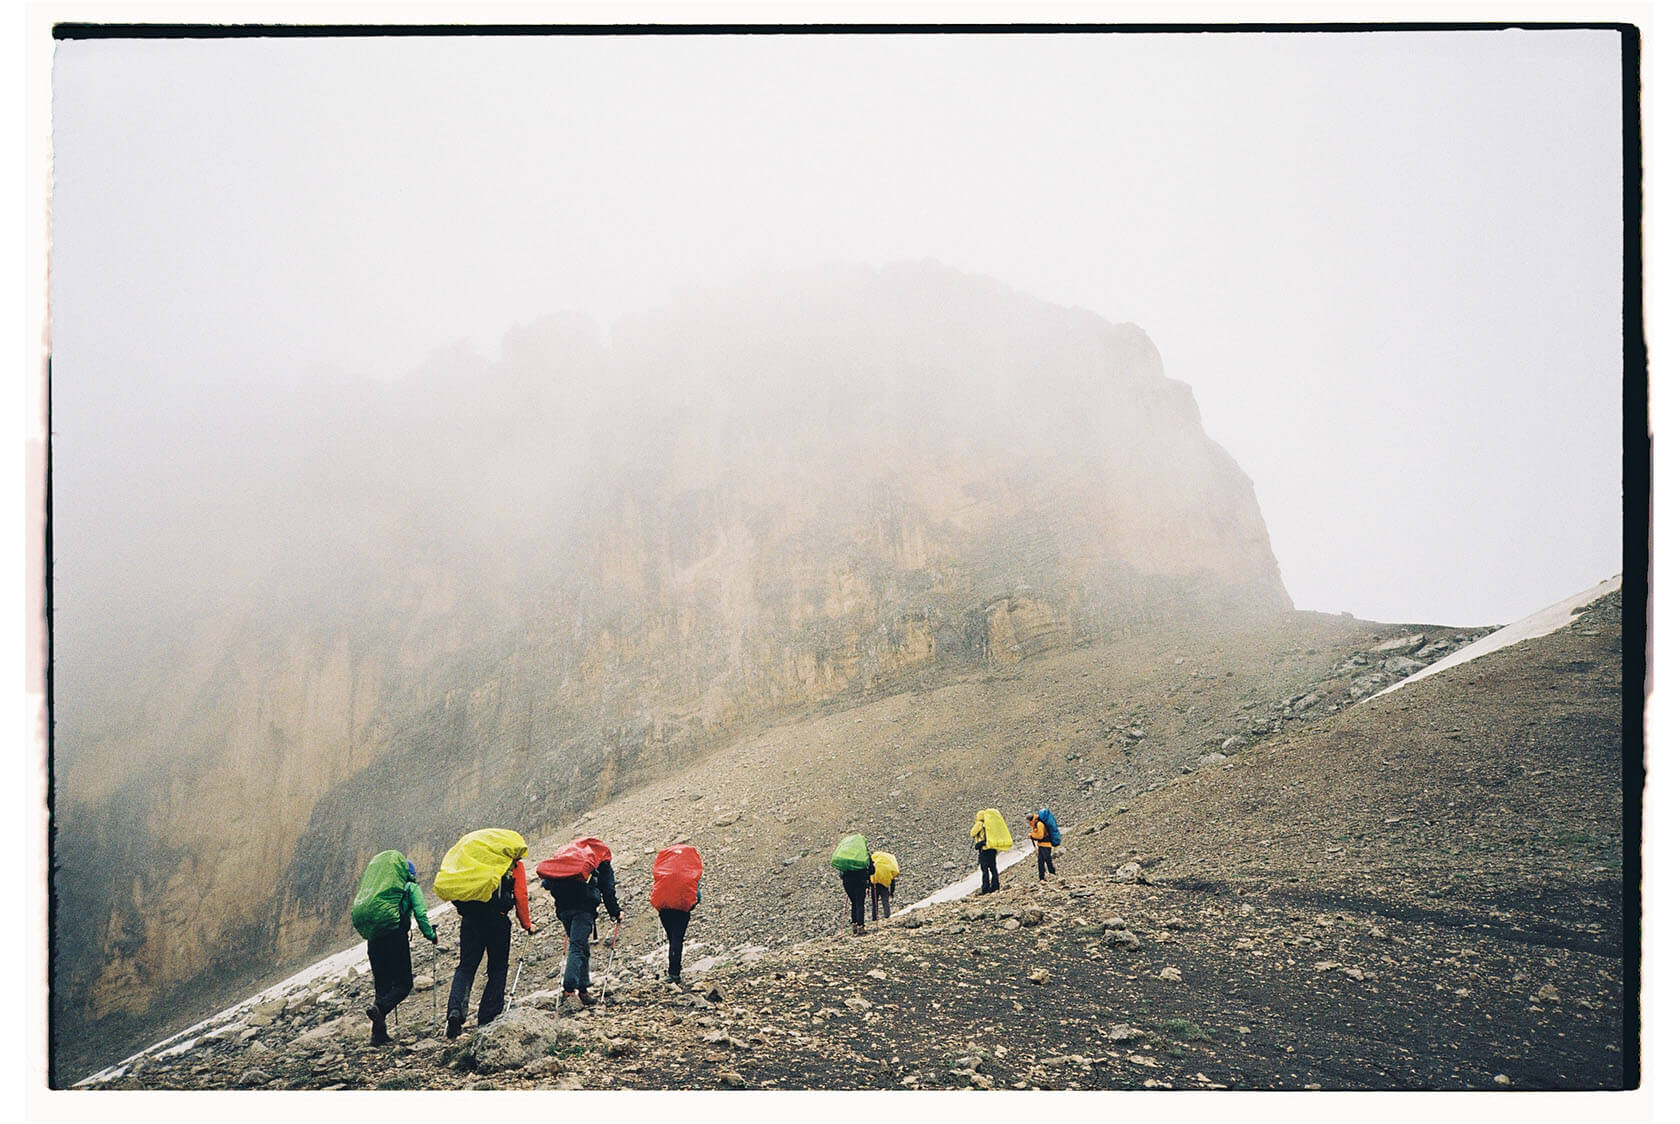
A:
84,596,1625,1091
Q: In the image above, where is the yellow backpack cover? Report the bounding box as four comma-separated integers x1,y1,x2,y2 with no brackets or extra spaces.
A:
432,828,529,903
972,808,1013,851
870,851,899,886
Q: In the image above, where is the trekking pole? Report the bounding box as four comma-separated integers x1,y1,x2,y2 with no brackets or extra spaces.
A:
556,927,570,1014
602,917,623,988
431,939,438,1026
510,927,526,1002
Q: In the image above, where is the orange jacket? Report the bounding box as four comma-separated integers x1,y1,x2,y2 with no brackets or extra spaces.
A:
510,859,533,931
1030,820,1051,848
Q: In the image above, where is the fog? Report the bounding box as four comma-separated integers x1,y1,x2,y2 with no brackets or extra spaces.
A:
51,27,1624,637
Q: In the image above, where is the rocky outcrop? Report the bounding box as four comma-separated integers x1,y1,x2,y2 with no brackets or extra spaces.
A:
52,261,1291,1079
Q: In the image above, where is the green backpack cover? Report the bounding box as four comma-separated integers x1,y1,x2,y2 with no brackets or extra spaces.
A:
831,834,871,872
351,850,412,939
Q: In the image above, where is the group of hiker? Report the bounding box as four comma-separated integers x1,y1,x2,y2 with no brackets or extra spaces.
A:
350,828,701,1045
349,804,1058,1045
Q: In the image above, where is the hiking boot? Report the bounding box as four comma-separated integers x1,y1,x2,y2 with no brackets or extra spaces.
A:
366,1003,390,1045
578,988,597,1007
852,923,866,936
445,1012,463,1040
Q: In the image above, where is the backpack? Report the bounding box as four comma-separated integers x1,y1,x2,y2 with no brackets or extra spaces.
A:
1037,808,1062,846
433,828,529,903
870,851,899,887
350,850,413,939
536,837,611,884
830,834,871,872
650,845,703,911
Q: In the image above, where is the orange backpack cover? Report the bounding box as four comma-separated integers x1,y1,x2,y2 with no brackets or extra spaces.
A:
536,837,612,881
650,845,703,911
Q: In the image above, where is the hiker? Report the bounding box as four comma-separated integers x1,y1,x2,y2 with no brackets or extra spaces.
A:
971,808,1012,895
350,850,438,1046
650,844,703,983
1029,808,1062,880
537,837,621,1007
432,828,535,1039
831,833,875,934
870,850,899,920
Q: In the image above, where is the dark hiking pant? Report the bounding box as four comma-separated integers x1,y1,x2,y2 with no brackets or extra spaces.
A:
1037,845,1057,879
978,848,999,893
659,907,691,981
871,882,892,920
558,909,598,992
448,902,511,1025
841,870,870,926
367,929,415,1015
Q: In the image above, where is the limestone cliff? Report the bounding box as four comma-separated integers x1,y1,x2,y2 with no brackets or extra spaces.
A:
50,261,1289,1079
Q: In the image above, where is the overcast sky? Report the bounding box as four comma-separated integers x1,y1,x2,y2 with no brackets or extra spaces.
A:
50,25,1626,626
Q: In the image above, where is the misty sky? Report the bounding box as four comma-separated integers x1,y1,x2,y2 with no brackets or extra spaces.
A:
50,25,1626,626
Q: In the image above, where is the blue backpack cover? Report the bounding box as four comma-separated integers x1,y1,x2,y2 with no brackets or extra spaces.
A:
1038,809,1062,846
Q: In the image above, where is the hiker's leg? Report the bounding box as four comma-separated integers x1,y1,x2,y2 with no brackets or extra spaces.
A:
476,912,511,1025
882,887,892,918
562,911,594,991
846,876,866,926
448,909,488,1021
660,908,689,980
371,931,413,1012
366,937,392,1013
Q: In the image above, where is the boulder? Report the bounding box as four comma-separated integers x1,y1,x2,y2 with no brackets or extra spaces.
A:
470,1007,562,1073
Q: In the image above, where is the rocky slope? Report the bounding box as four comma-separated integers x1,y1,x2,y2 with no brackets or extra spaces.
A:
52,262,1296,1077
73,591,1626,1091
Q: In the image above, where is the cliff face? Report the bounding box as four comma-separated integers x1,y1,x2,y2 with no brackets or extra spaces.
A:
50,261,1289,1077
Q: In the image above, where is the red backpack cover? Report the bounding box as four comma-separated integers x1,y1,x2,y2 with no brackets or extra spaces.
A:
536,837,612,881
650,845,702,911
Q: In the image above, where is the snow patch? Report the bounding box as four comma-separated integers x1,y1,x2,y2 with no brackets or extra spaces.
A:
1372,576,1620,700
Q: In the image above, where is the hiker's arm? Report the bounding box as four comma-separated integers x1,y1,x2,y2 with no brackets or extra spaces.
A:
407,881,437,941
599,860,621,920
511,860,534,931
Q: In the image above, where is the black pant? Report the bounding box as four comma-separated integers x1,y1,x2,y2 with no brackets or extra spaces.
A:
448,902,511,1025
840,870,870,925
366,930,414,1015
871,882,892,920
659,907,691,980
557,909,596,992
1037,845,1056,879
978,848,999,893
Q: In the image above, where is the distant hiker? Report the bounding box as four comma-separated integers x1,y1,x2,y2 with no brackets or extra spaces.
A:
971,808,1013,895
649,844,703,984
1030,807,1062,880
870,850,899,920
432,828,535,1039
1028,812,1058,880
536,837,621,1007
350,850,438,1045
831,833,875,934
